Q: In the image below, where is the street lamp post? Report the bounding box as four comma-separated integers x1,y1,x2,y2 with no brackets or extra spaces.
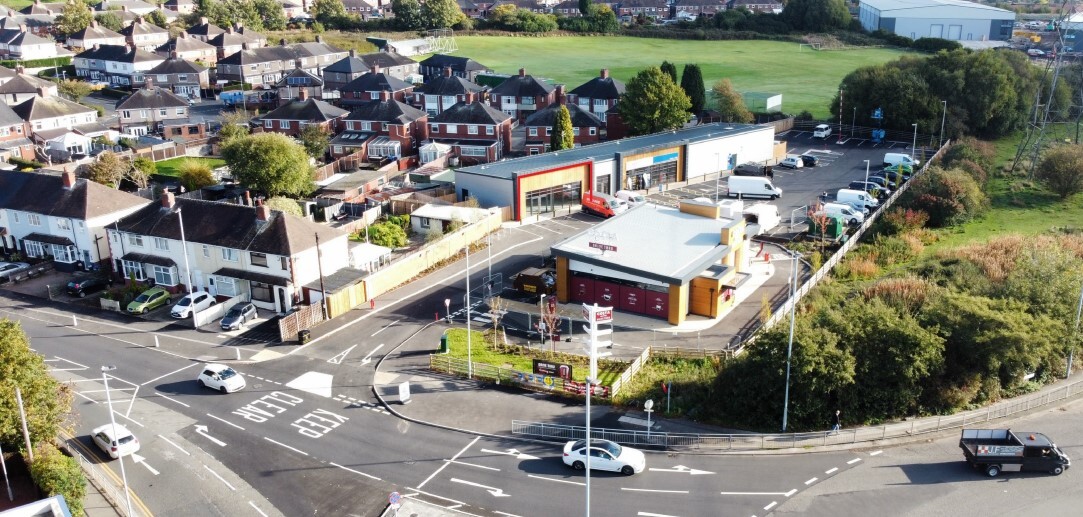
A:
1068,283,1083,379
444,298,451,322
864,159,870,187
539,294,547,344
781,252,800,432
465,246,472,379
101,366,133,517
911,123,918,161
644,399,654,438
176,208,193,294
940,100,947,148
851,106,856,138
714,152,721,202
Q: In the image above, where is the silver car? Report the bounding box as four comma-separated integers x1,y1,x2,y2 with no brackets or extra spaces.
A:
0,262,30,282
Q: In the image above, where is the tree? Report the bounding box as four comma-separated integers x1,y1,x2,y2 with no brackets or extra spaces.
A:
222,132,315,197
252,0,287,30
367,221,408,248
550,105,574,151
311,0,347,24
618,67,692,136
679,64,706,115
660,61,678,83
299,124,331,161
391,0,423,30
0,319,73,449
56,0,94,37
579,0,591,15
783,0,850,31
95,11,124,32
57,79,92,102
177,158,216,191
711,78,754,123
206,0,261,30
420,0,464,29
29,442,86,517
128,156,155,189
86,152,129,187
218,110,250,145
146,8,168,27
265,196,303,216
1036,144,1083,199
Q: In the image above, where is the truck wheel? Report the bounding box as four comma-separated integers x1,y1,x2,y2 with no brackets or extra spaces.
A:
1052,466,1064,476
985,465,1001,477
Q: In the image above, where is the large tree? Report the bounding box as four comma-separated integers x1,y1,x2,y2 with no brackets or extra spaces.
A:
550,105,574,151
711,78,754,123
218,110,251,145
679,64,706,115
420,0,464,29
56,0,94,37
222,132,315,197
783,0,850,31
618,67,691,136
94,11,124,32
578,0,591,15
86,152,130,187
57,79,92,102
299,124,331,161
391,0,423,30
0,319,73,449
310,0,347,24
1036,144,1083,199
253,0,287,30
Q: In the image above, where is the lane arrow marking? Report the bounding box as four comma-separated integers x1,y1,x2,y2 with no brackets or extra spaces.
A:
648,465,715,475
327,344,357,364
131,453,159,475
480,448,540,461
450,478,510,497
360,344,385,366
194,425,226,447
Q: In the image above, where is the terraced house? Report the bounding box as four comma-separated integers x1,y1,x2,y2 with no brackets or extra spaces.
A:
215,38,347,88
74,44,165,88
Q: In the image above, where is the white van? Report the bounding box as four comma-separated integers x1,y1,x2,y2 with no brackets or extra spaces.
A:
883,152,919,168
822,202,864,225
743,204,781,235
813,124,832,138
727,176,782,200
614,190,647,206
836,188,879,212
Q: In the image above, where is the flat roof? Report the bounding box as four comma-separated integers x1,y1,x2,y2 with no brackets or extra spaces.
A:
457,123,772,180
552,204,740,285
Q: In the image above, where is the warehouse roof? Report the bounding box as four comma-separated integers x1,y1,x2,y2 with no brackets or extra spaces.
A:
860,0,1014,18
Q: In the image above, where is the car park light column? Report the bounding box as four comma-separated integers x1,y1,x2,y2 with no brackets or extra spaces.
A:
781,252,800,432
102,366,133,517
940,101,947,149
1068,282,1083,379
911,123,918,161
864,160,870,187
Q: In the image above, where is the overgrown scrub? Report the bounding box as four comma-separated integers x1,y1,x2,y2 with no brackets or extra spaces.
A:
878,207,929,237
904,166,988,227
940,136,996,172
29,442,86,517
611,355,724,418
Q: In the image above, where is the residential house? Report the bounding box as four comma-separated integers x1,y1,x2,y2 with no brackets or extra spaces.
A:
163,0,197,14
259,89,348,137
120,16,169,52
410,204,488,235
280,0,306,18
107,193,350,313
114,78,189,135
488,68,555,123
156,32,217,66
726,0,782,13
215,38,348,88
321,49,370,92
14,90,97,133
456,0,483,18
342,0,391,17
0,71,57,106
0,25,61,59
73,44,165,88
413,66,486,117
673,0,726,18
358,51,419,82
331,91,428,159
428,95,513,165
337,66,414,107
18,0,63,16
275,66,325,105
7,6,58,37
551,0,584,16
145,55,209,99
486,0,547,15
0,170,149,270
207,24,267,60
568,68,624,124
96,0,158,15
617,0,669,18
418,54,490,82
523,85,604,154
185,17,225,43
0,102,34,161
66,21,126,49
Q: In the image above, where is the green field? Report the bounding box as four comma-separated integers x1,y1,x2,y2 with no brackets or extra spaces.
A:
424,36,911,118
152,157,226,178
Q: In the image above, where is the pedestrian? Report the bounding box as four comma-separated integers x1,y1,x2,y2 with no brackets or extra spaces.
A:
831,409,841,433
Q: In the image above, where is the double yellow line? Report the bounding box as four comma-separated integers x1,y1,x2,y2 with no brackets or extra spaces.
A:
63,434,155,517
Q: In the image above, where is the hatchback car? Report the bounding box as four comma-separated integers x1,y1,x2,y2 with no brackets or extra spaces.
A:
196,363,246,393
66,276,110,297
220,303,257,331
126,287,171,314
562,439,646,476
799,154,819,167
91,423,140,459
779,157,803,169
171,291,215,318
0,262,30,282
848,181,887,199
867,175,897,190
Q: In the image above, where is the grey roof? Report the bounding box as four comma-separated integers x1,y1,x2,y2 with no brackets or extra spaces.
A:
417,74,485,96
262,98,348,122
275,67,323,87
75,44,163,64
119,18,168,38
360,51,417,69
490,72,554,98
0,73,54,94
0,102,24,126
552,203,739,285
207,30,260,48
115,86,188,110
339,72,411,94
346,99,426,125
458,123,771,180
569,73,625,100
323,53,370,74
419,54,488,73
146,56,207,75
524,103,603,129
0,170,148,220
0,65,15,81
217,42,344,66
19,1,61,15
184,19,225,39
329,131,372,145
13,94,95,121
156,34,216,54
113,197,346,256
68,21,124,42
431,101,510,125
0,27,53,46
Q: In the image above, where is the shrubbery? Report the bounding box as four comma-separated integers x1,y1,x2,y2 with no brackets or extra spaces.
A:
904,166,988,227
29,442,86,517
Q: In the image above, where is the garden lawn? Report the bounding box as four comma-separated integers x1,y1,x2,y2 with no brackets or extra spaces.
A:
153,157,226,178
444,328,624,386
421,36,912,119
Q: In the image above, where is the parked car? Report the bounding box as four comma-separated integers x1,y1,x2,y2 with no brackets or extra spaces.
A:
562,438,645,475
849,181,887,199
798,154,819,167
171,291,215,318
126,287,171,314
0,262,30,282
220,303,257,331
779,156,803,169
813,124,832,138
66,276,110,297
868,175,897,190
91,423,140,459
196,363,246,393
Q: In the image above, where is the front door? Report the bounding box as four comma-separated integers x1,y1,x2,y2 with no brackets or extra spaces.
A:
207,277,217,297
277,287,287,314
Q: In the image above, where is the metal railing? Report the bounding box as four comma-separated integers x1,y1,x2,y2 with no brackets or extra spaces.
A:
512,375,1083,451
59,432,137,516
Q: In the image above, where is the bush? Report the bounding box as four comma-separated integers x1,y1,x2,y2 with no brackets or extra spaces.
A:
8,156,45,169
0,57,71,68
879,207,929,236
28,442,86,517
911,37,962,53
941,136,996,172
903,166,988,227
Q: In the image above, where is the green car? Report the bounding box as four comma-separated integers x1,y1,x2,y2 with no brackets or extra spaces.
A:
126,287,171,315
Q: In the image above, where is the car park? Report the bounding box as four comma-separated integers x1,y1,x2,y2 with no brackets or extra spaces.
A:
126,287,171,314
220,302,257,331
849,181,886,199
562,439,645,475
91,423,140,459
0,262,30,282
66,276,110,297
196,363,246,393
171,291,215,318
799,154,819,167
813,124,832,138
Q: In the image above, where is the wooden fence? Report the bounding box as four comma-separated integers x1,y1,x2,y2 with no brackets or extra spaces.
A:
278,303,325,342
314,150,367,182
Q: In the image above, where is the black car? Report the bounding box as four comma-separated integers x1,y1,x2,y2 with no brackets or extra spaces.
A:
867,176,896,190
221,303,258,331
799,154,819,167
849,181,888,199
66,276,109,298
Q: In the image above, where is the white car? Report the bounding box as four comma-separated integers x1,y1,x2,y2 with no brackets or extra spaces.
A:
91,423,140,459
779,157,803,169
196,363,246,393
562,439,646,475
170,291,215,318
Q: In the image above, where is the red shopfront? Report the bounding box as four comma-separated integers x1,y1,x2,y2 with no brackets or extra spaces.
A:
570,273,669,320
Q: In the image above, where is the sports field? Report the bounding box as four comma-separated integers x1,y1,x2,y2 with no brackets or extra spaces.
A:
434,36,912,119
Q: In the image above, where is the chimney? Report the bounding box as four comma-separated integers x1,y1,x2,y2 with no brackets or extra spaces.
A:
466,91,476,104
235,22,243,31
519,68,526,77
18,23,26,33
137,15,144,24
61,168,75,189
90,20,98,29
121,5,128,11
298,88,308,101
145,76,153,89
200,17,208,25
256,199,270,222
179,32,188,39
379,90,390,102
15,65,24,75
125,44,134,54
372,64,381,75
170,50,178,59
315,35,323,43
161,191,175,209
600,68,609,79
556,84,565,105
244,190,252,206
350,49,357,58
36,86,47,98
443,66,452,78
226,26,235,35
295,58,303,69
241,42,249,51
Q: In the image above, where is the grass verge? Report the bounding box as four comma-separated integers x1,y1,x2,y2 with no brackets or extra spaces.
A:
152,157,226,178
610,356,723,418
444,328,625,386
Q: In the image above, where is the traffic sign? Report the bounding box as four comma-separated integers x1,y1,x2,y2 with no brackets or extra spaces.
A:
389,491,402,510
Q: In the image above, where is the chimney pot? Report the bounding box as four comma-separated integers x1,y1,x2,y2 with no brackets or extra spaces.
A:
170,50,178,59
280,38,287,46
35,86,46,98
15,65,24,75
18,23,26,33
161,191,175,208
244,190,252,206
90,20,98,28
256,200,271,221
226,26,235,34
316,35,323,43
145,76,153,88
137,15,144,24
379,90,390,102
519,68,525,77
600,68,609,79
298,88,308,101
61,169,75,189
443,66,452,78
372,64,380,74
349,49,357,58
200,17,208,25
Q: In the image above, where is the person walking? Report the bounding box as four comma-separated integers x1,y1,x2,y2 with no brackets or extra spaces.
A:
831,409,841,434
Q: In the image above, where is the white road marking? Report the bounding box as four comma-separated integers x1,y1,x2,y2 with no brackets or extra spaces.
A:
326,344,357,365
203,464,236,491
527,474,585,486
479,448,540,461
638,512,679,517
131,453,159,475
371,319,401,336
417,436,479,489
206,413,245,430
194,425,226,446
285,371,334,398
450,478,510,497
621,488,688,494
648,465,714,475
825,467,838,475
719,492,792,496
446,460,500,471
329,462,381,481
870,450,883,456
785,489,797,497
248,501,268,517
360,343,385,366
140,363,199,385
805,477,818,485
48,356,88,371
404,487,466,506
154,392,189,407
847,458,862,465
112,410,143,428
157,434,190,456
263,437,308,456
764,502,778,511
494,512,523,517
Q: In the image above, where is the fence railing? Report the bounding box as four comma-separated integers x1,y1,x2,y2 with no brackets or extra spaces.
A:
512,375,1083,451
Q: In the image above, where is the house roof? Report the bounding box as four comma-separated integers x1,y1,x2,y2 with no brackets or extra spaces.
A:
418,54,489,73
359,51,417,69
0,65,15,81
119,18,168,38
19,1,60,15
417,74,485,96
115,85,188,110
146,56,207,75
207,30,261,49
0,102,24,126
346,99,426,125
323,53,370,74
524,103,603,129
113,197,347,256
0,27,53,46
275,67,324,87
490,71,554,98
157,34,216,54
329,131,372,145
96,0,158,11
185,19,225,38
431,101,511,125
0,73,54,94
569,72,625,100
338,71,412,93
262,97,348,122
619,0,669,6
0,170,148,220
75,44,163,64
13,94,95,122
217,41,344,66
68,21,124,42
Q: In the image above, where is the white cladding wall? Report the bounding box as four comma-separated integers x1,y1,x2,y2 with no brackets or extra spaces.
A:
456,173,514,210
893,17,994,40
684,126,776,179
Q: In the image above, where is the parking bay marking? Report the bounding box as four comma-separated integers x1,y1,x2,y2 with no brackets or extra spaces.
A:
621,488,688,494
526,474,584,486
140,363,199,385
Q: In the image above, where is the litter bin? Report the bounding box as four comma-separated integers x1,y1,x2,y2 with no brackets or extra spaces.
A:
439,334,448,353
298,329,311,345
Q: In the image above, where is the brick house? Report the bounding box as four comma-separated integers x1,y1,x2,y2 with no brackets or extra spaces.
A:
568,68,625,124
672,0,727,18
120,16,169,52
114,78,190,135
336,66,414,107
488,68,555,124
523,85,604,155
73,44,165,88
358,51,419,82
429,95,513,165
184,17,225,43
330,91,428,159
617,0,669,18
413,66,486,117
726,0,782,13
258,89,348,137
155,33,217,66
0,25,61,59
0,70,58,106
66,21,126,49
321,49,370,92
208,24,266,60
215,38,347,88
417,54,490,82
144,54,209,99
275,66,325,106
0,102,34,161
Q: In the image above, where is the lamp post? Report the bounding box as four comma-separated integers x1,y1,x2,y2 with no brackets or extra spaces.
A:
465,245,472,379
939,100,947,148
851,106,856,138
1068,283,1083,379
539,294,547,343
911,123,918,161
644,399,654,438
101,366,133,517
714,152,721,202
444,298,451,322
864,159,870,187
781,251,800,432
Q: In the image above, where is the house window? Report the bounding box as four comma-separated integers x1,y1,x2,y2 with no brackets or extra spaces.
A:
221,248,238,262
573,128,580,136
468,125,478,135
545,128,552,136
279,120,288,129
361,122,371,131
487,126,495,135
446,124,457,133
129,235,143,247
140,110,147,119
420,217,430,229
250,252,268,267
333,145,342,154
370,92,380,100
24,241,43,258
202,244,209,258
122,110,131,118
157,74,167,82
381,122,388,131
264,119,273,128
589,127,597,135
251,281,273,302
215,276,237,296
151,265,176,286
121,260,146,281
521,96,533,104
460,146,487,157
442,95,455,107
153,237,168,250
0,127,8,136
430,124,439,133
27,214,41,226
159,108,167,116
56,219,70,230
176,108,185,115
529,128,537,136
178,74,187,82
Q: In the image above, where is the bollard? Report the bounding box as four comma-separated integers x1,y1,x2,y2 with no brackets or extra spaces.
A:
236,348,241,361
71,315,77,327
154,335,160,348
435,312,439,322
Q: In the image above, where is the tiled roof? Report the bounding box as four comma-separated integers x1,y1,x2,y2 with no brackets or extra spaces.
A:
359,51,417,69
207,30,260,48
0,66,15,81
0,102,24,126
346,99,426,125
0,170,148,220
75,44,163,64
146,56,207,75
523,103,603,128
0,27,53,46
275,67,323,87
323,53,370,74
119,18,168,38
13,95,95,122
432,101,511,125
156,34,216,54
569,73,625,100
184,19,225,38
0,73,54,94
417,74,484,96
418,54,488,72
490,72,554,98
262,98,348,122
339,72,411,94
68,21,124,42
115,86,188,110
217,42,344,66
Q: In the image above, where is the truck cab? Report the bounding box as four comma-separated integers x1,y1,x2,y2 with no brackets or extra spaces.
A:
960,429,1070,477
